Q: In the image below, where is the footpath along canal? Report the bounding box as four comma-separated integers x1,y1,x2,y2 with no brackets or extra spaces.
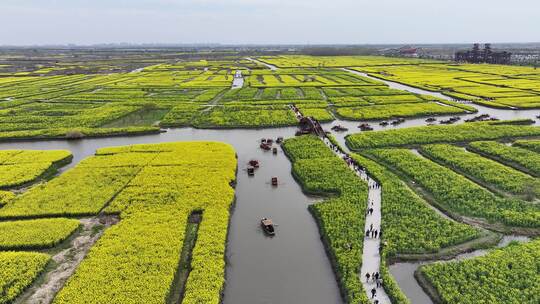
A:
291,105,391,304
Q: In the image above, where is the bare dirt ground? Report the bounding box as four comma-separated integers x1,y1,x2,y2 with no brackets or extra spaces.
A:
15,215,119,304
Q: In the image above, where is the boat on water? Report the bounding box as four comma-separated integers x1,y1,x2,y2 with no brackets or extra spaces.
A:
261,218,275,236
260,143,271,150
331,125,348,132
390,117,406,125
358,123,373,131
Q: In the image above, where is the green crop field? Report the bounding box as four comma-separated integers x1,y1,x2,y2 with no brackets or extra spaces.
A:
0,141,236,303
0,150,72,189
421,239,540,304
5,53,536,137
0,251,51,304
54,142,237,304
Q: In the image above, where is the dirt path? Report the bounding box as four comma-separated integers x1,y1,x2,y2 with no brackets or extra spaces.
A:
16,215,119,304
201,89,227,113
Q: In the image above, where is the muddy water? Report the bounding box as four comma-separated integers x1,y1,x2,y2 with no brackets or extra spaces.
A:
0,127,341,304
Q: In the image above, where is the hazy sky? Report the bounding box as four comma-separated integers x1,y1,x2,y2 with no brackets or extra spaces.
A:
2,0,539,45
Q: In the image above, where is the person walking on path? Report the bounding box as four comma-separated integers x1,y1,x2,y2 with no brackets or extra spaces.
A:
365,272,370,282
371,288,377,299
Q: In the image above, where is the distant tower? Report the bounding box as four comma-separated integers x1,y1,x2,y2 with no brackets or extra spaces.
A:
483,43,492,62
455,43,511,64
472,43,481,63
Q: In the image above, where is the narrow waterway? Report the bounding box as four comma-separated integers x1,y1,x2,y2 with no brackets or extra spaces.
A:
344,68,540,122
231,70,244,89
0,127,341,304
388,235,530,304
246,57,278,71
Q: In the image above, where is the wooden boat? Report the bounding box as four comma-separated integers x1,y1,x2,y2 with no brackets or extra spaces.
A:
439,119,454,124
440,116,460,124
379,121,389,126
276,137,284,144
272,147,278,155
390,117,406,126
425,117,437,122
271,177,278,186
260,143,271,150
261,218,275,236
465,114,496,123
331,125,348,132
358,123,373,131
247,167,255,176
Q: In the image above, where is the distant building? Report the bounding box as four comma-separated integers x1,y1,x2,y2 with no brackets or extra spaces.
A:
455,43,511,64
379,45,419,57
399,46,418,57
